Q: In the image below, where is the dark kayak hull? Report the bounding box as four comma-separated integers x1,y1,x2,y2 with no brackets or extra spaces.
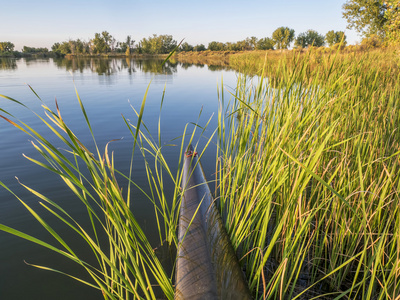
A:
175,145,252,300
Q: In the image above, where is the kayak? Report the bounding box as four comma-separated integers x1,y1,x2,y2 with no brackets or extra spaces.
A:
175,145,251,300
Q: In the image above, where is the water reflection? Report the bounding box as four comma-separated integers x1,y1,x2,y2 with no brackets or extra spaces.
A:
179,62,206,70
0,58,17,70
173,55,232,71
50,56,233,76
24,57,51,66
0,55,234,75
136,58,178,75
208,64,230,71
53,57,180,76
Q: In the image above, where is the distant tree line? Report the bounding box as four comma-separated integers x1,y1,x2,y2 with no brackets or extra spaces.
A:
0,42,51,57
0,27,346,59
0,27,349,58
203,27,346,52
46,28,350,57
206,36,274,51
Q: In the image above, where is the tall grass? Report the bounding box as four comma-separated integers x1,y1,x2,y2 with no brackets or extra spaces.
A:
216,50,400,298
229,47,400,84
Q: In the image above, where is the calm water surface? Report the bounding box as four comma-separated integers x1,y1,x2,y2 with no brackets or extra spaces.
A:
0,57,238,299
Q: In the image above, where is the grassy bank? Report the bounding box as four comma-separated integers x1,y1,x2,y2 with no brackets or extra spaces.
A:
1,48,400,299
175,47,400,83
229,47,400,79
216,49,400,298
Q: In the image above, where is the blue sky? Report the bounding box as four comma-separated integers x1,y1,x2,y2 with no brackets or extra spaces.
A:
1,0,359,51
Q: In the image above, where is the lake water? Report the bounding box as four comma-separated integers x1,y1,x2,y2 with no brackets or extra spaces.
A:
0,57,238,299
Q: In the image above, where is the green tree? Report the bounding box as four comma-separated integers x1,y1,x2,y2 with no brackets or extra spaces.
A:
51,43,60,52
325,30,347,47
225,42,237,51
272,27,295,50
141,34,177,54
256,38,274,50
59,42,71,55
384,0,400,43
22,46,33,53
226,39,253,51
0,41,15,52
207,41,226,51
101,31,113,51
237,38,253,51
135,41,143,54
159,35,177,53
51,42,71,56
90,31,114,54
361,34,384,48
294,33,308,48
91,33,108,54
306,30,325,47
180,42,193,52
325,30,336,47
342,0,387,37
69,40,76,55
295,30,325,48
193,44,206,51
118,35,135,54
76,39,90,54
110,37,117,53
248,36,258,50
126,35,134,54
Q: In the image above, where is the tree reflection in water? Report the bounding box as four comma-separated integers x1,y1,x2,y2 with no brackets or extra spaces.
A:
53,57,180,76
0,58,18,70
51,55,233,76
